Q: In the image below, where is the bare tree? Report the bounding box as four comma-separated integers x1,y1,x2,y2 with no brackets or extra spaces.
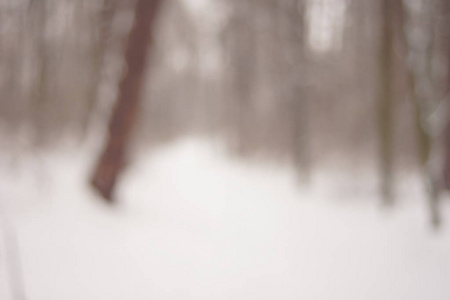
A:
398,0,441,226
225,0,258,153
377,0,396,205
286,0,310,182
82,0,118,135
28,0,51,144
91,0,162,202
443,0,450,191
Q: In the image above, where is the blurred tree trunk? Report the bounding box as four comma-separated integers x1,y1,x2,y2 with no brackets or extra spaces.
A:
29,0,50,143
229,0,257,153
397,0,441,226
1,218,27,300
91,0,162,202
287,0,310,183
82,0,118,136
443,0,450,191
377,0,395,205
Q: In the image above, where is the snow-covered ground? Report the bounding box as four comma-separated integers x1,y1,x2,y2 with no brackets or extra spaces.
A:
1,137,450,300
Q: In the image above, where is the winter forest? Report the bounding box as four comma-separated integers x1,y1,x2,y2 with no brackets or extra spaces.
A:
1,0,450,299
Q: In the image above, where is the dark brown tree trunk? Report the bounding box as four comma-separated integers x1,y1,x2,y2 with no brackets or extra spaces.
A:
91,0,162,202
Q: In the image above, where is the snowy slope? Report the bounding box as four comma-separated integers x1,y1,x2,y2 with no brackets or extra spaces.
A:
1,137,450,300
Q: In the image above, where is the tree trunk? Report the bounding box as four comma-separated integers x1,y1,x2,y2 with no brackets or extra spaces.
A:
397,0,441,226
443,0,450,190
288,0,310,183
229,0,256,153
377,0,395,205
82,0,118,136
91,0,162,202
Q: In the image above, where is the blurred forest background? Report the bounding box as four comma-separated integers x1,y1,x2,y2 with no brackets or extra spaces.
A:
1,0,450,224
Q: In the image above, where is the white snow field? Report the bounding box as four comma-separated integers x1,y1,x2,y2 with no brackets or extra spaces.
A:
1,137,450,300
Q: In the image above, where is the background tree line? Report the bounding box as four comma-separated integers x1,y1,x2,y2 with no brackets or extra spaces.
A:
1,0,450,224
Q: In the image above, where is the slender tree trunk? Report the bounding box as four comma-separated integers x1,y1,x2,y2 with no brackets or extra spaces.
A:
1,206,27,300
288,0,310,183
82,0,118,136
231,0,256,153
443,0,450,191
397,0,441,226
91,0,162,202
29,0,50,143
407,45,441,226
377,0,395,205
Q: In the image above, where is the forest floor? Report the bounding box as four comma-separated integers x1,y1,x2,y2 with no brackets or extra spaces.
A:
1,137,450,300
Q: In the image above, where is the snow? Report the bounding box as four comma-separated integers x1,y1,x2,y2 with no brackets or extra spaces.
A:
1,137,450,300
